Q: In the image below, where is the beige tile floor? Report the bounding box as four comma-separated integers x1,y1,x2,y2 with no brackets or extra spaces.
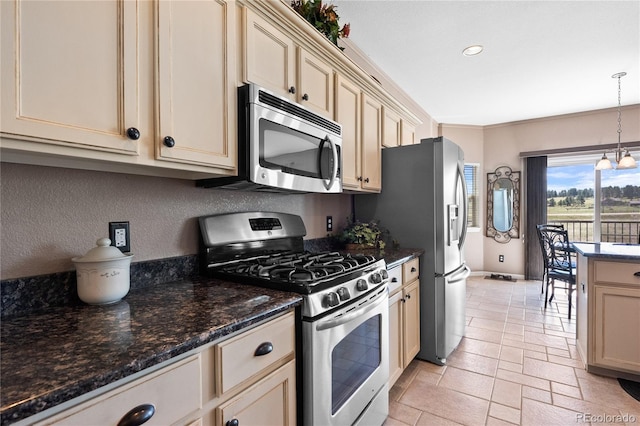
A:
385,276,640,425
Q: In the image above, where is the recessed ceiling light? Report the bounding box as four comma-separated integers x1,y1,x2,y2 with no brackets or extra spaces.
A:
462,45,484,56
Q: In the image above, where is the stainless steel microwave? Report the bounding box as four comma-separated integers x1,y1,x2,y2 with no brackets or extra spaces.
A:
197,84,342,193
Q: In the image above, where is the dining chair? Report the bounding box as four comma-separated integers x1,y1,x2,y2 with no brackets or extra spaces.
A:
536,225,576,319
535,224,565,294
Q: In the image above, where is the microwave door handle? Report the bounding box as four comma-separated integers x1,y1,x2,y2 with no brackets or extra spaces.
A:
323,136,338,190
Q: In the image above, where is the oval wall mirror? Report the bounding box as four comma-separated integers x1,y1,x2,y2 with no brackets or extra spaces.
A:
487,166,520,243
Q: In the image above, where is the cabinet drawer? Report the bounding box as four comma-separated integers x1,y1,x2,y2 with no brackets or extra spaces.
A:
403,258,420,283
41,355,201,425
215,311,295,395
594,260,640,286
387,266,403,295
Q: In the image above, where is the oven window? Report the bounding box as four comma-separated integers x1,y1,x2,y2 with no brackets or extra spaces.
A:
331,314,381,415
259,119,339,179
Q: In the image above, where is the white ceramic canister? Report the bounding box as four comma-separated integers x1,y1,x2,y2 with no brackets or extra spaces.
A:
72,238,134,305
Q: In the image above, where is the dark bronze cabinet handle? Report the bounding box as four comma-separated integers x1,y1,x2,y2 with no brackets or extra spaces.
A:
405,294,411,300
288,86,296,94
411,267,417,273
117,404,155,426
226,419,239,426
254,341,273,356
634,271,640,277
126,127,140,140
163,136,175,148
391,277,398,282
302,93,309,101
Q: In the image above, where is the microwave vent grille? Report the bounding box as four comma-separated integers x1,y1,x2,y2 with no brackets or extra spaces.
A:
258,90,341,136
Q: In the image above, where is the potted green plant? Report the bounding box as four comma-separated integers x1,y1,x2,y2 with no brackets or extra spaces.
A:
291,0,350,48
338,217,386,250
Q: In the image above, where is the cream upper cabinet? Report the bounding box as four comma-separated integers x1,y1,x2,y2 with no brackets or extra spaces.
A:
335,74,361,190
1,0,237,177
401,119,416,145
361,93,383,192
156,0,236,169
382,107,401,148
1,0,140,154
243,7,334,118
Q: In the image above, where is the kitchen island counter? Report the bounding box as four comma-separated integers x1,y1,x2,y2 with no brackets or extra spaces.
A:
572,242,640,260
0,277,302,425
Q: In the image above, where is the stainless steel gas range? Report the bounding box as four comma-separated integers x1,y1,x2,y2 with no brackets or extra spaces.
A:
199,211,389,426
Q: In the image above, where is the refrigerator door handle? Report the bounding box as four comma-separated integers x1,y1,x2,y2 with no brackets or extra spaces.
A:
456,162,468,250
445,264,471,284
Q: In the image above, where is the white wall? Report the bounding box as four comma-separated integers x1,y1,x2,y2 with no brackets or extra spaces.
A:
0,163,351,280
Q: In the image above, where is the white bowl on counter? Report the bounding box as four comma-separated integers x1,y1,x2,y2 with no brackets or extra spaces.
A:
72,238,134,305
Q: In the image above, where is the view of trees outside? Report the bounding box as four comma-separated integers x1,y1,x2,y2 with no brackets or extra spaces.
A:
546,163,640,243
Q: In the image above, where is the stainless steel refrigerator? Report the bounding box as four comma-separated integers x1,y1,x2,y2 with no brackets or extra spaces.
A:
355,137,470,365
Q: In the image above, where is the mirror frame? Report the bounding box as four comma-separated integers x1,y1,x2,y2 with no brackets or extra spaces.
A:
486,166,520,243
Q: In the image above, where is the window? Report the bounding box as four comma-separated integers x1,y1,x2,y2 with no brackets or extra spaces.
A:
464,163,480,229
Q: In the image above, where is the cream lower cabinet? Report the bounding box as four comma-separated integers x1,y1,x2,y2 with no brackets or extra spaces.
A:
388,258,421,386
37,355,202,426
243,7,334,118
1,0,236,176
576,255,640,377
33,311,296,426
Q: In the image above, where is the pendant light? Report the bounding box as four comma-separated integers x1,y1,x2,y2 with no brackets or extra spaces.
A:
595,72,637,170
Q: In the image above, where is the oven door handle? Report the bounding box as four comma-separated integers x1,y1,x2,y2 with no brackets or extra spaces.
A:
315,286,387,331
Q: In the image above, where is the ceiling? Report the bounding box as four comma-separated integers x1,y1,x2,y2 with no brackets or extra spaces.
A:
331,1,640,126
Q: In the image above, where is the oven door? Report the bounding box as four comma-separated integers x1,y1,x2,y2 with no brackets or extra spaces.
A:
249,101,342,193
303,285,389,425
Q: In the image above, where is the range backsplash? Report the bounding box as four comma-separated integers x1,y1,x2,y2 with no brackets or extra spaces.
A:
0,238,336,319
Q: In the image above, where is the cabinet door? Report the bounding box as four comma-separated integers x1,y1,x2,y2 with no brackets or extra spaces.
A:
298,49,334,117
360,93,382,192
403,280,421,366
593,285,640,373
382,107,401,148
156,0,236,169
335,74,361,190
216,360,296,426
388,290,404,387
1,0,139,154
401,120,416,145
243,8,295,99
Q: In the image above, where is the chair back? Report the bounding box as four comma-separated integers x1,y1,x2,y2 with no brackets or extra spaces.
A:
536,225,574,278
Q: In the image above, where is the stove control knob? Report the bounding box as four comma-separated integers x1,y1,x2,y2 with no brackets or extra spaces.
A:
323,292,340,308
337,287,351,301
356,279,368,292
381,269,389,279
369,272,382,284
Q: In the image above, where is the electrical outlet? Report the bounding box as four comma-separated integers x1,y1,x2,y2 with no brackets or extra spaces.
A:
109,222,130,253
499,255,504,262
326,215,333,232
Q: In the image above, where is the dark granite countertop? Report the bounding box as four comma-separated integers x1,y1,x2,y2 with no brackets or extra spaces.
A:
0,277,302,425
572,242,640,261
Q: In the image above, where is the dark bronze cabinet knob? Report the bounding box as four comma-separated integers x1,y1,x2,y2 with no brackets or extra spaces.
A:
364,177,370,183
126,127,140,140
163,136,175,148
226,419,239,426
288,86,296,94
117,404,155,426
302,93,309,101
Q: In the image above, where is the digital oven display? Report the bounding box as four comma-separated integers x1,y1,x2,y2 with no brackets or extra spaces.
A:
249,218,283,231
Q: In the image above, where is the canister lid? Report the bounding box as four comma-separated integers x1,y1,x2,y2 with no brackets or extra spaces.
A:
72,238,130,263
